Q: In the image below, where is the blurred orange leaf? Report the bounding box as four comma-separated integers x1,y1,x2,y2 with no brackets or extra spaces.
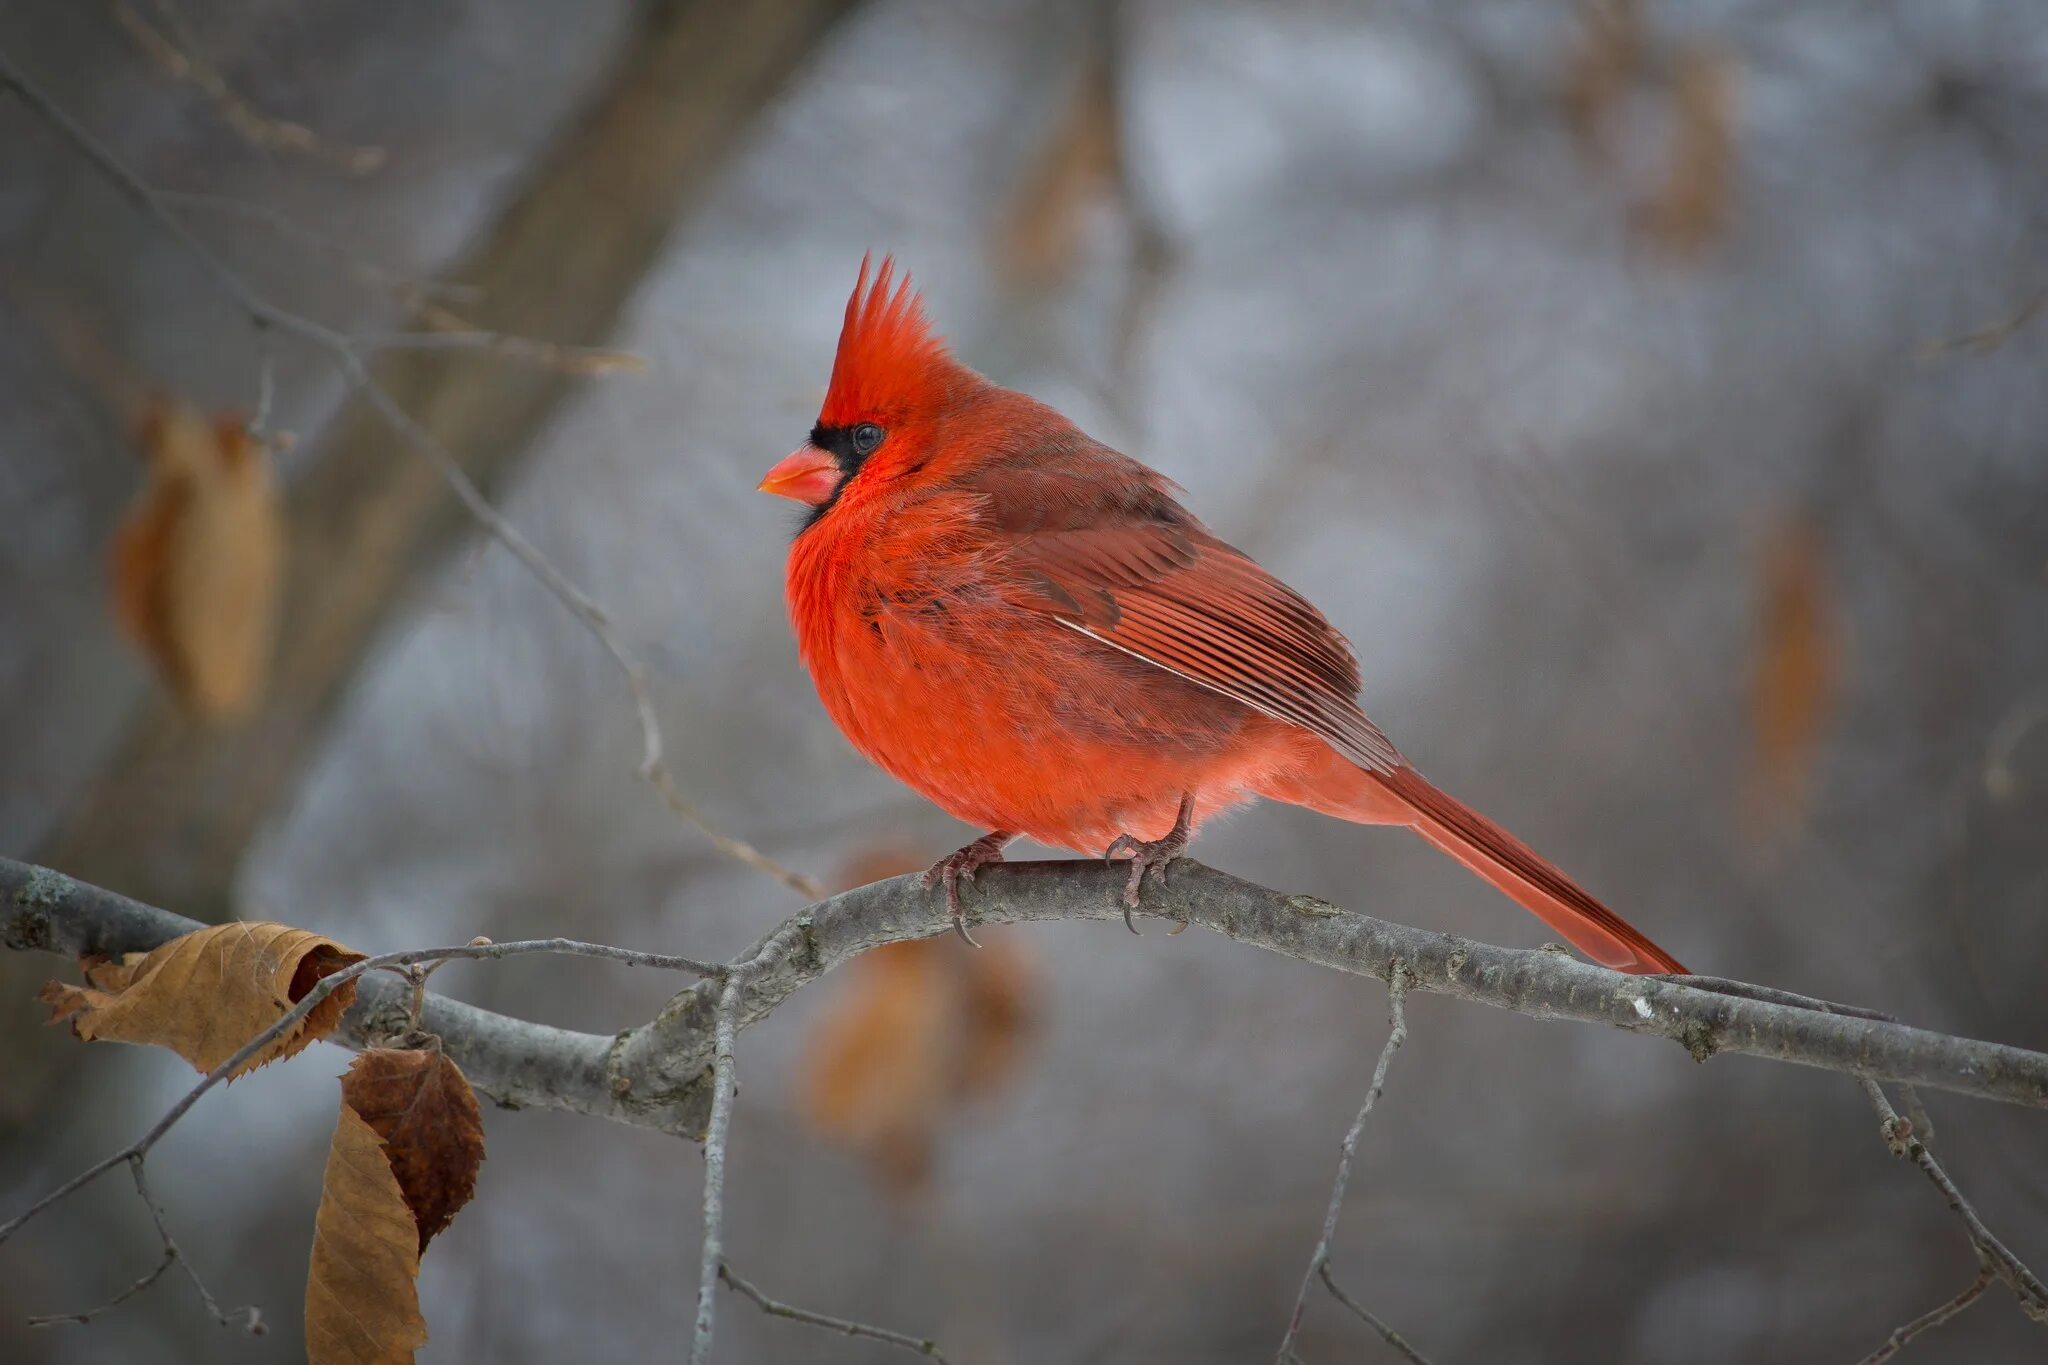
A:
305,1103,430,1365
800,937,1038,1196
110,399,284,719
339,1048,485,1253
1745,514,1838,841
1637,44,1738,257
39,921,364,1077
797,849,1039,1196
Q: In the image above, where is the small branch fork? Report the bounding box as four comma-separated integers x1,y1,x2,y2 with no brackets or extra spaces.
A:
27,1154,263,1335
0,41,823,904
1275,966,1431,1365
1859,1079,2048,1336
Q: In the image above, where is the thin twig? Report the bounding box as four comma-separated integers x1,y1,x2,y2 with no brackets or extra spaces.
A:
1860,1078,2048,1324
1276,966,1422,1362
0,45,822,901
1921,288,2046,358
1854,1253,1996,1365
1317,1264,1432,1365
157,190,482,302
111,0,385,173
126,1155,263,1333
689,918,812,1362
1660,974,1902,1024
0,935,723,1250
349,328,645,375
248,332,277,439
28,1154,263,1333
691,973,746,1365
27,1248,173,1328
720,1263,951,1362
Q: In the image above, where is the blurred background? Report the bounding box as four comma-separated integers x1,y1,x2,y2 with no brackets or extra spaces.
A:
3,0,2046,1360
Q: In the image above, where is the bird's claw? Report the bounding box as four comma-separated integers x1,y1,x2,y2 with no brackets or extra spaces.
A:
1104,828,1189,935
922,836,1009,948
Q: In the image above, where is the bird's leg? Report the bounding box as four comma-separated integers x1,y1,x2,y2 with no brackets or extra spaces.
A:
1104,791,1196,935
920,830,1013,948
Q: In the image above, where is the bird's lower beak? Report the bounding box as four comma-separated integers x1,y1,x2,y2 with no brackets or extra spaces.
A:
756,445,841,505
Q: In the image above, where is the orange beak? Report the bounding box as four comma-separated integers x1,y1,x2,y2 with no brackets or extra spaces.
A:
756,445,842,505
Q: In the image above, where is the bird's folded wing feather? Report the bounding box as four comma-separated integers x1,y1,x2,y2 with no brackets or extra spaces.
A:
991,505,1403,774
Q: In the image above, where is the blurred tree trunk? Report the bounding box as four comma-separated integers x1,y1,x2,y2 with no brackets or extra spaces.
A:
33,0,859,919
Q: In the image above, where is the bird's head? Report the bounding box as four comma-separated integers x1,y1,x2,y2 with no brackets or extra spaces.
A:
758,255,975,518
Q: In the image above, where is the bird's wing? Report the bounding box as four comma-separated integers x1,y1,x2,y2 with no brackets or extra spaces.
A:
974,465,1402,774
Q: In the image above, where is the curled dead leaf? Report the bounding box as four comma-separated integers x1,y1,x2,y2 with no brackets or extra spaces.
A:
110,399,283,718
306,1105,430,1365
340,1048,485,1253
38,921,364,1077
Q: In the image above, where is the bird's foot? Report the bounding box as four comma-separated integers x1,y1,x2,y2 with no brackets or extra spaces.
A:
920,831,1011,948
1104,793,1196,935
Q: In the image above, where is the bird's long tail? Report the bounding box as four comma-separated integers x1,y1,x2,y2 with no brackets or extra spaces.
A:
1259,747,1685,974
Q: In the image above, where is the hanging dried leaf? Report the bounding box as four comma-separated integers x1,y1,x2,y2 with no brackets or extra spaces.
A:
306,1105,430,1365
340,1049,486,1253
110,399,284,719
1637,44,1738,257
955,936,1037,1100
1562,0,1644,164
801,939,955,1193
994,51,1121,285
39,921,364,1077
1744,514,1838,842
798,848,1040,1196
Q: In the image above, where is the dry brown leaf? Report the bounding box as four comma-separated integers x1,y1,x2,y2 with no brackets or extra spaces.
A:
801,939,956,1193
110,399,284,719
1637,44,1738,257
1744,514,1838,842
39,921,364,1077
340,1049,485,1253
1563,0,1644,163
955,937,1037,1100
306,1104,429,1365
994,53,1121,285
799,848,1040,1196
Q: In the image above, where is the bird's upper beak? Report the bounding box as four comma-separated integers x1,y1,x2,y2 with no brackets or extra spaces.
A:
756,445,841,505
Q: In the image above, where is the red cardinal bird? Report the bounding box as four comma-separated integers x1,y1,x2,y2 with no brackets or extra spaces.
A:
760,257,1685,974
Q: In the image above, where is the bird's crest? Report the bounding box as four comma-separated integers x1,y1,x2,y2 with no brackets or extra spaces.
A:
819,253,952,426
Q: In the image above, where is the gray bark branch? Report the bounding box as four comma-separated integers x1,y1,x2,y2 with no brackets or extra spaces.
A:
9,855,2048,1147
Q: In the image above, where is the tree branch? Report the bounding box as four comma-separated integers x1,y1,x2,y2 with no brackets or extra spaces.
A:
10,854,2048,1352
11,854,2048,1153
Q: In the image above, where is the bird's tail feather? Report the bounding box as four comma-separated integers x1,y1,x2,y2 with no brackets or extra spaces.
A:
1264,746,1685,975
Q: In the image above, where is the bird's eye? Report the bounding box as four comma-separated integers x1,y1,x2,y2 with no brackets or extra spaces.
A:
852,423,885,456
